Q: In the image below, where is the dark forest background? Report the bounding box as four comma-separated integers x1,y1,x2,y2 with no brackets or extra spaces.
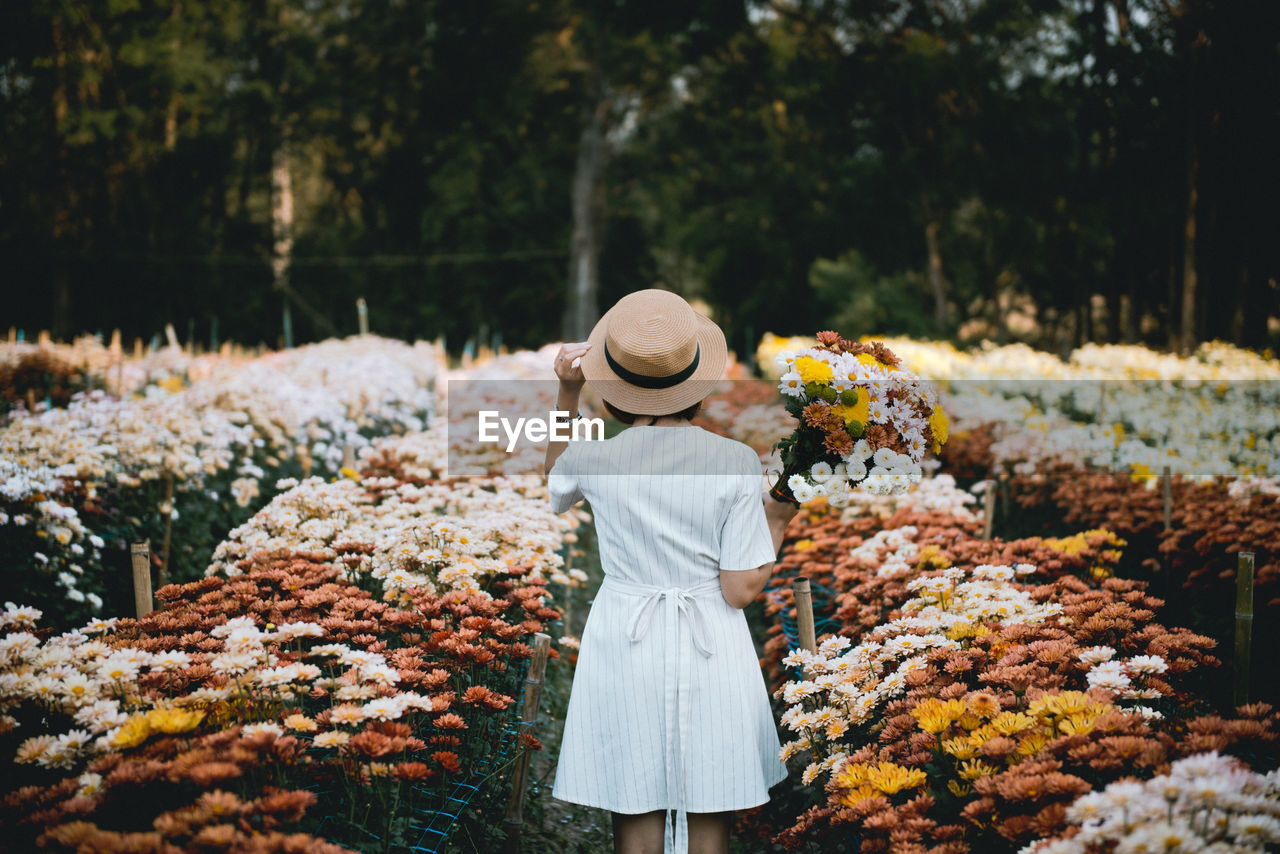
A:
2,0,1277,356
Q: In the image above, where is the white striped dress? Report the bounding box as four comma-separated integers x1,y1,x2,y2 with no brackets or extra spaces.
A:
547,424,787,854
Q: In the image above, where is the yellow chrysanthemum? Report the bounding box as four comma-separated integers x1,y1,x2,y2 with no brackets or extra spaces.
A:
1016,732,1049,757
1059,715,1098,737
157,375,186,394
146,707,205,735
833,762,869,788
1029,691,1094,720
1129,462,1155,484
795,356,834,385
838,785,879,808
988,711,1037,737
832,394,870,426
942,737,977,760
928,405,949,450
959,759,997,781
865,762,928,795
916,545,952,570
109,715,153,749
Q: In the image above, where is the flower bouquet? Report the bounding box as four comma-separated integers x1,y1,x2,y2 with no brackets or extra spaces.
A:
767,331,948,506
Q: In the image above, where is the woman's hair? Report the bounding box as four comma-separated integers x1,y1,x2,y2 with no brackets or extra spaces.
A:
603,399,702,425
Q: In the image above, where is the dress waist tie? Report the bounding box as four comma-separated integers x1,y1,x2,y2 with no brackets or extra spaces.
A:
600,574,722,854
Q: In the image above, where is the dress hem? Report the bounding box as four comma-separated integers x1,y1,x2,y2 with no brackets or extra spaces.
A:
551,769,789,815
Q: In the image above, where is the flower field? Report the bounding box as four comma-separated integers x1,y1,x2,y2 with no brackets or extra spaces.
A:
699,336,1280,852
1,338,588,852
3,333,1279,853
1,336,441,627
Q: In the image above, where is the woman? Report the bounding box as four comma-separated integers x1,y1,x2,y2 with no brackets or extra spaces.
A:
543,289,799,854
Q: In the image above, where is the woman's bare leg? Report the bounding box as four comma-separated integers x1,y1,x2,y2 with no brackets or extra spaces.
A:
688,811,732,854
612,810,665,854
612,809,732,854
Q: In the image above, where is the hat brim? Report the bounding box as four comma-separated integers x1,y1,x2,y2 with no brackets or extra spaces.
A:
580,308,727,416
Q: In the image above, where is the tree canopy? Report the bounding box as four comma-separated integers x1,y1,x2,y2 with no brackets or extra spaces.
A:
2,0,1276,354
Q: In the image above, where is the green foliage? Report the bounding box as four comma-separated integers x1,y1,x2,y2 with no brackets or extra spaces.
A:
1,0,1275,350
809,251,938,340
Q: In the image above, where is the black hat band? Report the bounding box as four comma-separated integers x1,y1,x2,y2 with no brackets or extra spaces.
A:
604,342,701,389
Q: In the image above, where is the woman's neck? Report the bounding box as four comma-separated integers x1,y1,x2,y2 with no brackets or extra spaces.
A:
632,414,689,427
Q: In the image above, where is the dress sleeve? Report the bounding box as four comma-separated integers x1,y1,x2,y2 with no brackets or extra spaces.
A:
718,447,777,571
547,441,585,514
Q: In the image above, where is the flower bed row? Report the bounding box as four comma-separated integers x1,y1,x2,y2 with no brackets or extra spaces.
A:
746,492,1279,852
1,406,583,851
1,336,442,628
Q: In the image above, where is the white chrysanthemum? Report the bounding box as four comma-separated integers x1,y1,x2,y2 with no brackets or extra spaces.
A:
1126,655,1168,675
779,370,805,398
1078,645,1117,665
809,461,833,483
872,447,897,468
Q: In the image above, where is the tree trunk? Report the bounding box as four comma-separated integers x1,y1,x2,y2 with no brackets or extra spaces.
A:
50,16,73,339
923,218,947,330
164,2,182,151
563,99,609,341
271,146,294,303
1167,224,1180,350
1180,127,1199,356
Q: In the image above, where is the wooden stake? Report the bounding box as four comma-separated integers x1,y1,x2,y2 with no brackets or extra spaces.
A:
131,540,154,619
342,444,356,473
981,481,996,541
158,473,175,588
6,327,14,344
134,338,144,359
504,632,552,842
356,297,369,336
1162,465,1173,531
793,576,817,653
164,323,180,350
1234,552,1254,707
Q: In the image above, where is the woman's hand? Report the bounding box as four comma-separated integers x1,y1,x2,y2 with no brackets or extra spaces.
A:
553,342,591,391
546,342,591,476
763,488,801,555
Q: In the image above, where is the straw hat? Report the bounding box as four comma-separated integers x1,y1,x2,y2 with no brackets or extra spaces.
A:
580,289,727,415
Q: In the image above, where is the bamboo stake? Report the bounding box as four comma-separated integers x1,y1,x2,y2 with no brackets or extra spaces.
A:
504,632,552,843
793,576,817,653
131,540,154,619
981,481,996,541
1234,552,1254,707
998,472,1010,523
1162,465,1173,531
158,473,175,588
